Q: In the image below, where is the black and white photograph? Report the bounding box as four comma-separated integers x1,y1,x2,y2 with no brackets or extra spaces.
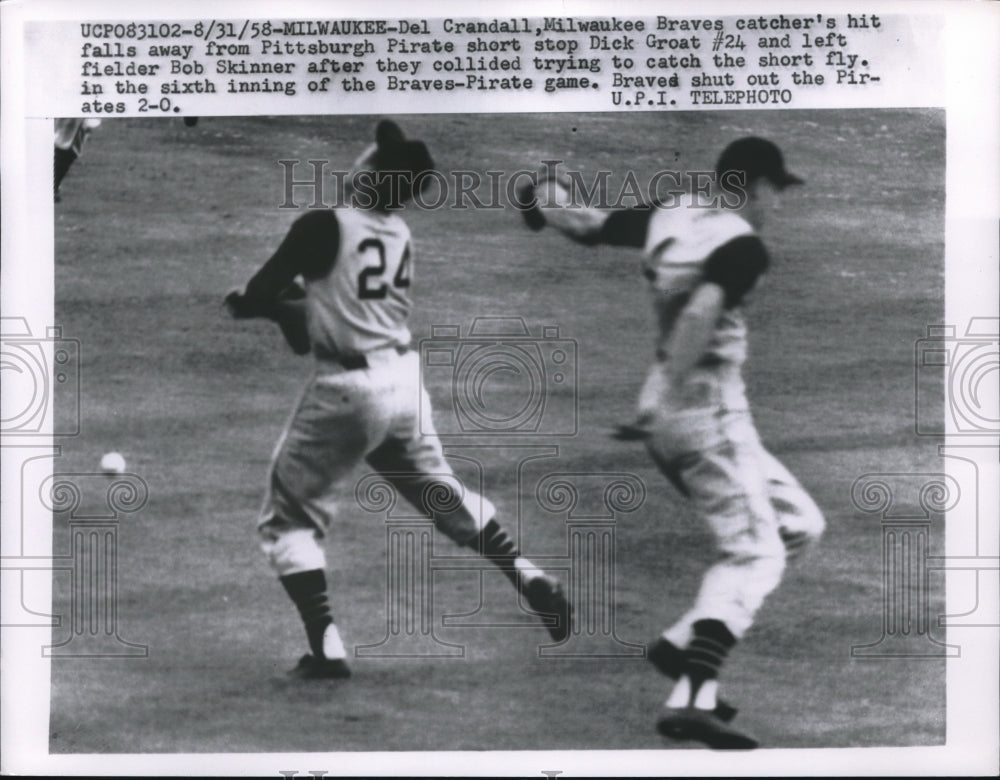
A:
1,1,997,776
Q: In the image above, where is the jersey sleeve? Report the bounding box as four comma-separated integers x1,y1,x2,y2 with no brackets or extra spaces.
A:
701,235,769,308
595,205,654,248
243,210,340,309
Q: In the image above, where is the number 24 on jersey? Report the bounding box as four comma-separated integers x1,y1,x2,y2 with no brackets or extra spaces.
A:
356,238,411,300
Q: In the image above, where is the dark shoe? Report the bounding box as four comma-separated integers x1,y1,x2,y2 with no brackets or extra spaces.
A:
647,638,738,723
522,575,572,643
611,422,652,441
289,653,351,680
611,412,656,441
657,706,758,750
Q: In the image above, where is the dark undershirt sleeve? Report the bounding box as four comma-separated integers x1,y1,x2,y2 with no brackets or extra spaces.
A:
701,235,770,308
595,205,654,248
242,210,340,310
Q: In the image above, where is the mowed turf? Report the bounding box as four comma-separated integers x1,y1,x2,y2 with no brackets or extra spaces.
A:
50,110,945,753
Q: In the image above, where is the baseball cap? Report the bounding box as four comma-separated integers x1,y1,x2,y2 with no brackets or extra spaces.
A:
715,137,804,190
351,120,435,207
371,119,434,179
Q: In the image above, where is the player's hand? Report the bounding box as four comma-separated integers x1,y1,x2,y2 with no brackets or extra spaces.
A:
273,282,310,354
224,288,254,319
272,300,311,355
277,280,306,302
226,285,310,355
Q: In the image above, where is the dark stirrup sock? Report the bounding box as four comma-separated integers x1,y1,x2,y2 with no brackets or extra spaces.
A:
280,569,334,657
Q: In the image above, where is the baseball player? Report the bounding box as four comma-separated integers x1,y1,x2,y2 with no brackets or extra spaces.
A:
518,137,825,749
226,120,571,680
53,118,101,202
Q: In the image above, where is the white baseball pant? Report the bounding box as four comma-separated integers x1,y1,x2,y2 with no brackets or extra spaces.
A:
640,360,825,641
257,349,494,576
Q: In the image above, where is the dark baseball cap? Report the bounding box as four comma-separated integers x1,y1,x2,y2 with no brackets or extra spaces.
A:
715,137,804,190
371,119,434,179
353,119,435,207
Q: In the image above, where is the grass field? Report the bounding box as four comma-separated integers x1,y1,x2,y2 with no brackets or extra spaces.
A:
50,109,946,754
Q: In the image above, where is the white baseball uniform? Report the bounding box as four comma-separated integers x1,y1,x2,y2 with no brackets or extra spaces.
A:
636,197,824,641
542,188,824,642
242,206,494,577
228,121,571,676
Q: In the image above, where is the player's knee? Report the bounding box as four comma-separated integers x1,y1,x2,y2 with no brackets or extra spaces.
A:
258,524,327,576
430,487,496,544
780,505,825,559
719,528,787,576
805,505,826,542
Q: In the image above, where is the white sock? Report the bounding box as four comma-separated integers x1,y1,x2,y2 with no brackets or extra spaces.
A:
693,679,718,710
666,676,719,710
663,623,693,648
514,556,544,582
666,676,692,708
321,623,347,660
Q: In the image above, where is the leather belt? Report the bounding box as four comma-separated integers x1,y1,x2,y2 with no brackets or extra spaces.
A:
337,345,409,370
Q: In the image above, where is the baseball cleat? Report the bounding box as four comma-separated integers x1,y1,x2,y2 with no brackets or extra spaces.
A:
611,412,656,441
656,706,758,750
522,575,572,643
611,422,652,441
646,638,738,722
289,653,351,680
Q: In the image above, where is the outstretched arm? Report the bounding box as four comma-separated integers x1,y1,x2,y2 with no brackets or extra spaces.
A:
518,176,651,248
227,210,339,317
225,210,339,355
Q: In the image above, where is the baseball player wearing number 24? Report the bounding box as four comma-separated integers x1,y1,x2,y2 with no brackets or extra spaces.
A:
226,120,571,680
519,137,825,749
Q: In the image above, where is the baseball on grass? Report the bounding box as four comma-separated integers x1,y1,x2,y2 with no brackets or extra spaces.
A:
100,452,126,475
